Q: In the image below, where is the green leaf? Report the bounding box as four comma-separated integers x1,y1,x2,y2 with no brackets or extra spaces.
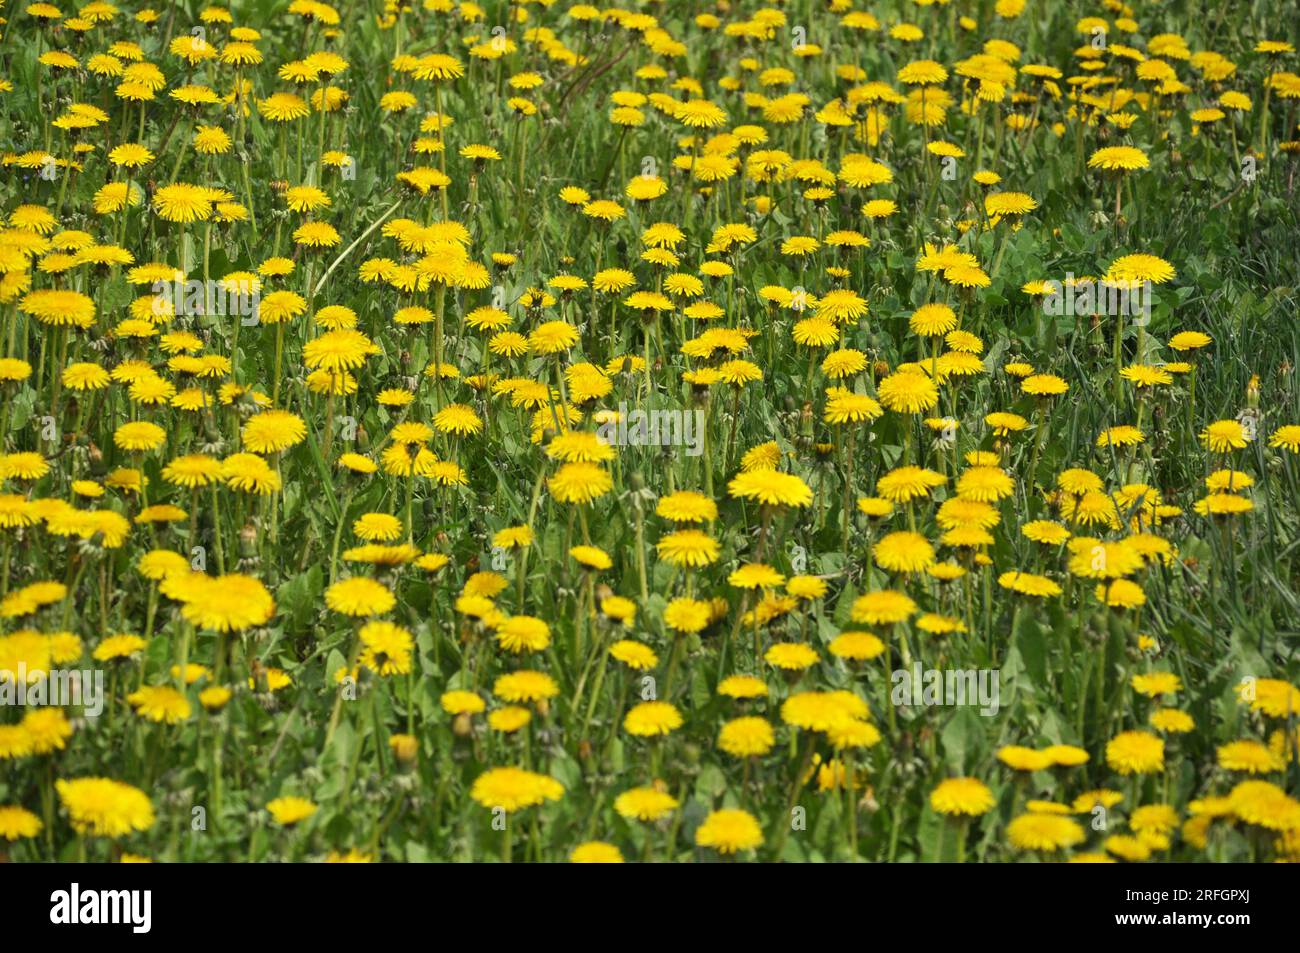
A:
278,566,323,632
695,764,726,799
1014,610,1047,691
917,807,949,862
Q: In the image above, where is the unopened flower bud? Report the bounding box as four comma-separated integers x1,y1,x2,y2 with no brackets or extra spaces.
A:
389,733,419,764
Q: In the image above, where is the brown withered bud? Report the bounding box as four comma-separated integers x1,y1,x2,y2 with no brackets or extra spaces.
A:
577,739,594,762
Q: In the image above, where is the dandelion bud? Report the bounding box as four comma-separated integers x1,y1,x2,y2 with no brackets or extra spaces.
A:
239,523,258,556
389,733,419,764
452,712,473,737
